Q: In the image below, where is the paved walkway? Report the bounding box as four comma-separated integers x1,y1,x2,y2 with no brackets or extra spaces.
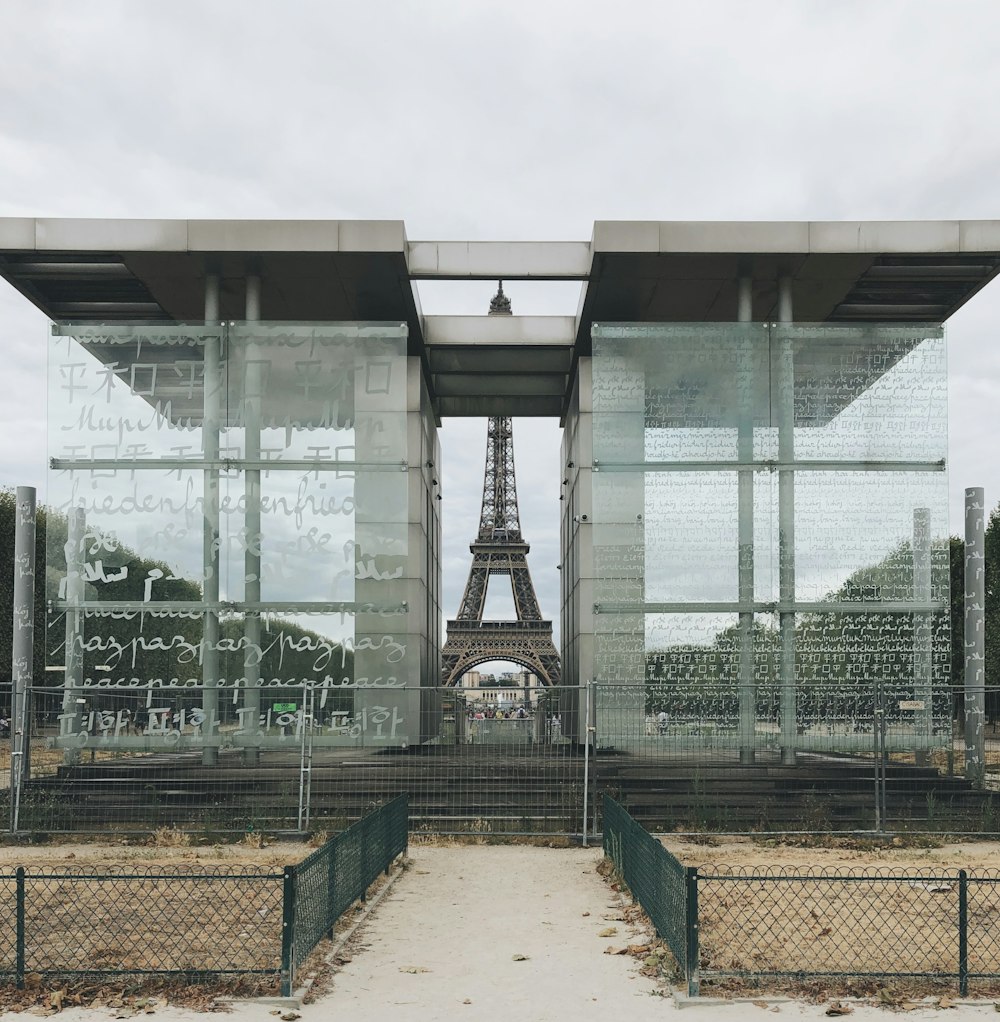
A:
293,845,997,1022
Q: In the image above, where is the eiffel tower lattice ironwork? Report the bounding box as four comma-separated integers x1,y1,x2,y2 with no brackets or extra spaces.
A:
441,415,561,686
441,282,561,687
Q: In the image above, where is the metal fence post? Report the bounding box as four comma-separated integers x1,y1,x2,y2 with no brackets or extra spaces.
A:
685,867,700,997
958,869,969,997
280,866,296,997
15,867,25,989
327,839,337,940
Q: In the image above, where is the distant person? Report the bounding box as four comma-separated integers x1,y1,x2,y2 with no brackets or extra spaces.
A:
657,709,669,735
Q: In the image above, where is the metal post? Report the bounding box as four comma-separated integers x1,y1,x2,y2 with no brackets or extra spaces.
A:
11,487,36,807
912,507,933,764
582,680,592,846
737,277,755,764
958,869,969,996
202,273,221,767
15,866,25,989
243,274,262,766
685,866,700,997
965,487,986,787
875,678,879,829
280,865,296,997
60,507,86,766
776,276,797,765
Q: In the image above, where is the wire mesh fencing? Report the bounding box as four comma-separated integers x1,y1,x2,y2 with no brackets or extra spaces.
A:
0,864,285,987
604,799,1000,997
4,681,1000,838
0,797,408,991
696,865,1000,995
284,794,408,994
4,684,590,838
602,796,694,991
592,683,1000,836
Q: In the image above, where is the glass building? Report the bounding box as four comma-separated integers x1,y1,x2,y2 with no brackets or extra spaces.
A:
2,218,998,765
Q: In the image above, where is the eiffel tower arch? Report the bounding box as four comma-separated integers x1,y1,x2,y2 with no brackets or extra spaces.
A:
441,414,561,686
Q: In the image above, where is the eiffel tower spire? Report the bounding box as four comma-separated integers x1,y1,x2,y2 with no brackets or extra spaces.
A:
440,289,561,687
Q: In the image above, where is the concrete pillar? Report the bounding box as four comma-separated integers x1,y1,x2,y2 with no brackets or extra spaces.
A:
737,277,756,764
242,274,262,765
776,276,797,765
11,487,36,789
965,487,986,787
202,274,221,766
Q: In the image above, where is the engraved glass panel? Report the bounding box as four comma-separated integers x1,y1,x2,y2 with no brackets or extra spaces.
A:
46,321,413,754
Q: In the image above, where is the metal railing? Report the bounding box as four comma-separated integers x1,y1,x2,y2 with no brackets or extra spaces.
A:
282,794,408,994
602,796,698,994
5,681,1000,839
604,798,1000,997
0,797,408,993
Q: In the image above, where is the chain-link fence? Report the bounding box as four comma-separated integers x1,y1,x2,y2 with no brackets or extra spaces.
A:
284,794,408,994
697,865,1000,995
0,864,285,986
604,798,1000,997
0,797,407,991
592,682,1000,836
602,796,693,989
3,681,999,838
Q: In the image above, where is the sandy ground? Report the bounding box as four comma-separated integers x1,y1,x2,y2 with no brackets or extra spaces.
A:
6,844,1000,1020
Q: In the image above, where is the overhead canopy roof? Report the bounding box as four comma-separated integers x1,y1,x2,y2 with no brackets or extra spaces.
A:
2,218,999,418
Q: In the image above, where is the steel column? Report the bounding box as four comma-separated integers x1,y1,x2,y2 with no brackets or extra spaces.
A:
776,276,797,765
60,507,86,765
737,277,755,764
11,487,36,801
202,274,221,766
964,487,986,787
912,508,933,761
243,274,262,765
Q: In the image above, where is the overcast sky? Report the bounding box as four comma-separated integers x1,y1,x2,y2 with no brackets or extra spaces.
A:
2,0,1000,672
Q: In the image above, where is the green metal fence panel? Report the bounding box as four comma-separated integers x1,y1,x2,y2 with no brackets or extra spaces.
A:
285,795,408,993
602,796,689,976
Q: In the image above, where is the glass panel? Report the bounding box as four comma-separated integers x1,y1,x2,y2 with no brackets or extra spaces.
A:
794,471,949,604
779,326,946,463
46,322,412,757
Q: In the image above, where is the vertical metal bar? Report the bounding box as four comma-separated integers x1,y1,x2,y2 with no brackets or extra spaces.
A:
873,683,883,833
958,869,969,996
965,487,986,787
15,867,25,989
685,866,700,997
591,683,599,841
61,507,86,766
326,837,337,939
912,508,933,763
280,866,296,997
202,274,221,768
582,681,592,846
243,274,262,766
737,278,755,764
776,278,797,766
11,487,36,820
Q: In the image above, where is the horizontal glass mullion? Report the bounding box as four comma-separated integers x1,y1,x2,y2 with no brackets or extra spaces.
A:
592,460,945,473
50,600,409,615
595,601,946,614
50,457,408,472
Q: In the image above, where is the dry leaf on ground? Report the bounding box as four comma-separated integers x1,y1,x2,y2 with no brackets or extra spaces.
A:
597,927,618,937
512,954,529,962
825,1004,853,1017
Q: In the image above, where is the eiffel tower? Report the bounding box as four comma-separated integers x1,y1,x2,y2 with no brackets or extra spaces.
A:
440,284,561,688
